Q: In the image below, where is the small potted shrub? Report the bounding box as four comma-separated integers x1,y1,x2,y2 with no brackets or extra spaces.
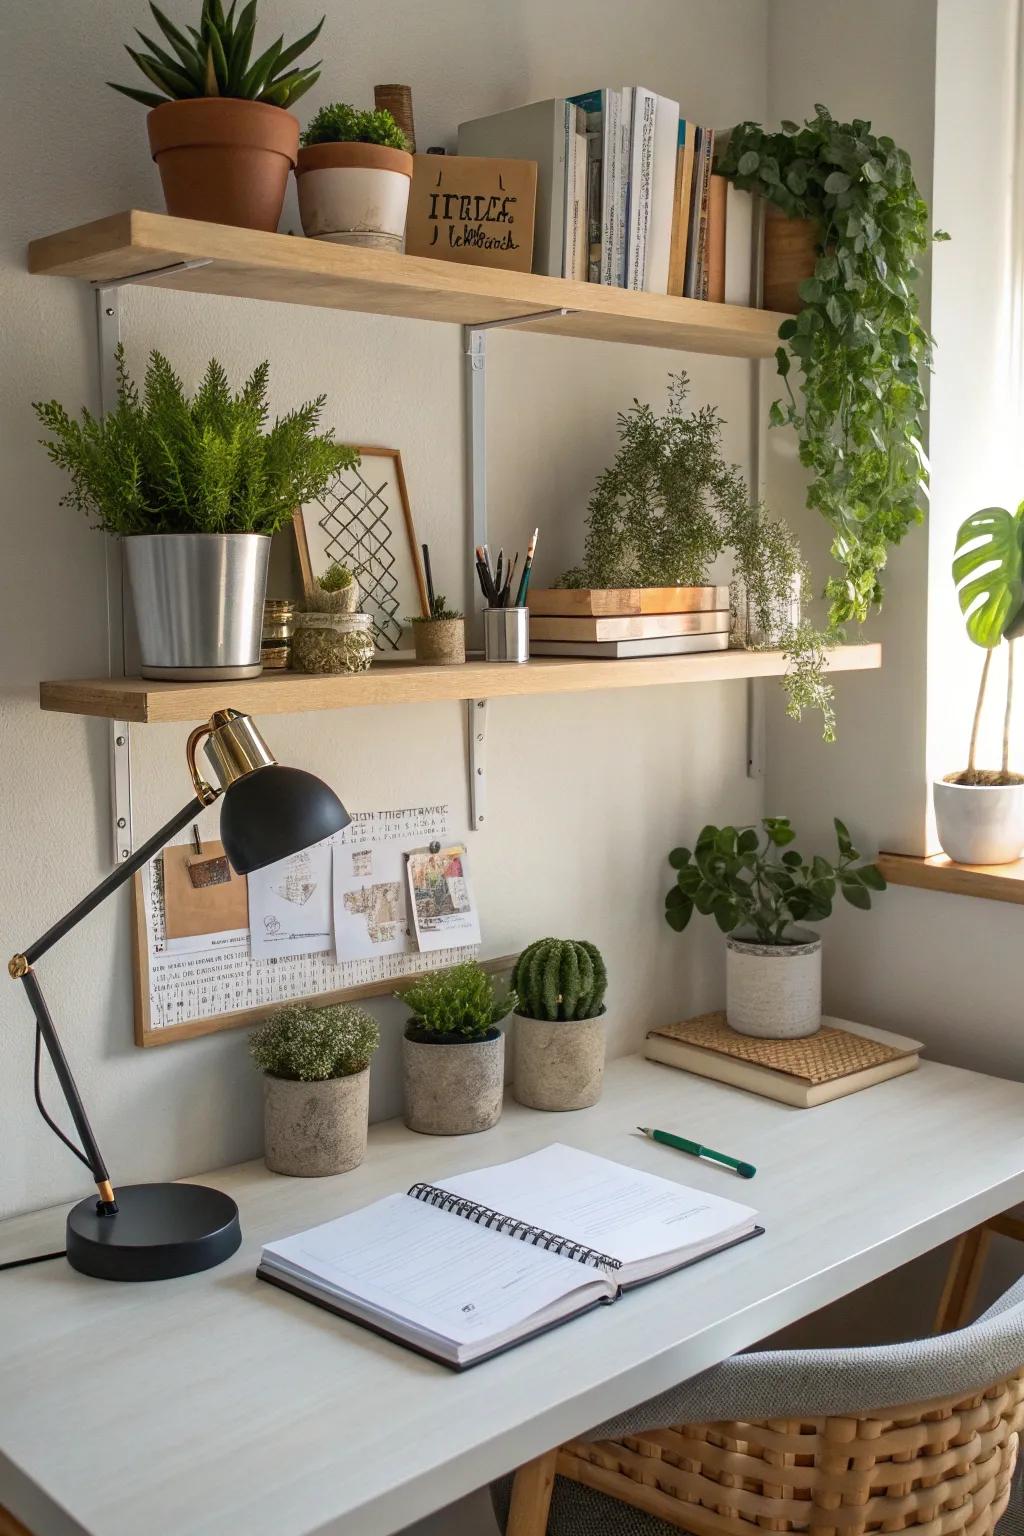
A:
400,962,516,1135
307,561,360,614
250,1002,380,1177
411,595,466,665
665,818,885,1038
511,939,607,1111
110,1,324,231
935,500,1024,863
35,351,355,679
296,103,413,248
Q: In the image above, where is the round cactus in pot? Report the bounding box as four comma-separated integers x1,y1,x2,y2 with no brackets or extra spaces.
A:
511,938,608,1112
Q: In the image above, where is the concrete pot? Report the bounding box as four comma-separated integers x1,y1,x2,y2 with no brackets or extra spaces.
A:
147,97,298,231
296,142,413,248
413,618,466,665
512,1012,606,1111
933,778,1024,865
124,532,270,679
402,1027,504,1135
263,1068,369,1177
726,931,822,1039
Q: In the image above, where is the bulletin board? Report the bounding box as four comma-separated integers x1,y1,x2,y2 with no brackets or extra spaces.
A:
131,803,510,1048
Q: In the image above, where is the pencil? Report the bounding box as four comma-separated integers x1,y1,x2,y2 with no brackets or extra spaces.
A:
422,542,436,614
515,528,538,607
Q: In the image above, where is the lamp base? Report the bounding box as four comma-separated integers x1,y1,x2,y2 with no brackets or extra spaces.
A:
66,1182,241,1281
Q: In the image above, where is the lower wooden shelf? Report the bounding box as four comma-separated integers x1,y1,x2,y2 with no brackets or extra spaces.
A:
878,851,1024,906
39,645,882,725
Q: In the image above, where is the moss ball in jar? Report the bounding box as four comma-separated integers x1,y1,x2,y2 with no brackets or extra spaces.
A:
291,611,375,674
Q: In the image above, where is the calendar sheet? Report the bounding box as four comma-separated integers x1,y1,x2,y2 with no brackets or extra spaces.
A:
139,804,479,1037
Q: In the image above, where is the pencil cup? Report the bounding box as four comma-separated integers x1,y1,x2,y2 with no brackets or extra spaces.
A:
484,606,529,663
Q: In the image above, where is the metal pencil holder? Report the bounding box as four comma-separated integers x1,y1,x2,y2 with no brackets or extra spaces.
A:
483,606,529,663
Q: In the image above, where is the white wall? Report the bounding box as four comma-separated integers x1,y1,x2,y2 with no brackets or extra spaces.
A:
0,0,772,1224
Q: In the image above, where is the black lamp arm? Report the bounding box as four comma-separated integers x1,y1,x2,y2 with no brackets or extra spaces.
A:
8,793,214,1214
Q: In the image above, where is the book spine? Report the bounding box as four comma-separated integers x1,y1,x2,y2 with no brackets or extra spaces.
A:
408,1182,623,1271
615,87,632,286
572,108,589,281
697,127,716,300
586,138,602,282
625,88,657,290
706,172,727,304
601,89,621,285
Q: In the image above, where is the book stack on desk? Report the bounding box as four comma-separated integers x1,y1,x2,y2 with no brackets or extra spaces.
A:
528,585,730,658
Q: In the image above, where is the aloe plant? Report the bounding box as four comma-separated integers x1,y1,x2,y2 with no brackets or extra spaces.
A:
109,0,323,110
951,502,1024,783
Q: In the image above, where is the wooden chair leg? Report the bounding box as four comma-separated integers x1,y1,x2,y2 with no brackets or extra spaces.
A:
934,1224,993,1332
506,1449,558,1536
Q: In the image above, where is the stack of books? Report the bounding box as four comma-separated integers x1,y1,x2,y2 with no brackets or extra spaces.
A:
527,585,730,659
457,92,753,299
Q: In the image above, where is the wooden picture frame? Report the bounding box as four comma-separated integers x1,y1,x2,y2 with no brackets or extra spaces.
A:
294,446,430,655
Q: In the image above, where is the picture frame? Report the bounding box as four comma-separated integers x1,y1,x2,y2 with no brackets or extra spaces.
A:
294,445,430,656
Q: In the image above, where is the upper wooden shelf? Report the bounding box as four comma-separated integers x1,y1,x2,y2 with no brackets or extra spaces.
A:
28,210,789,358
878,851,1024,907
40,646,880,725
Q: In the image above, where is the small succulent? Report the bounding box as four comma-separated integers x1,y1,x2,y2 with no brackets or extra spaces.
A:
250,1003,379,1081
401,962,516,1041
512,939,607,1021
318,562,355,594
110,0,324,110
301,103,408,150
413,595,463,623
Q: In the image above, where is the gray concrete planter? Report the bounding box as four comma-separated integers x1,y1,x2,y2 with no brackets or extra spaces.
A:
263,1068,369,1177
512,1012,606,1111
402,1027,504,1135
725,931,822,1039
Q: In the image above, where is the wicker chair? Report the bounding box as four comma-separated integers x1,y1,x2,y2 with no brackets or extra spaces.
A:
492,1273,1024,1536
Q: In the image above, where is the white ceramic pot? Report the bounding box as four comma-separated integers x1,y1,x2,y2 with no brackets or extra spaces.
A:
933,778,1024,865
725,932,822,1039
263,1069,369,1177
296,142,413,248
512,1012,606,1112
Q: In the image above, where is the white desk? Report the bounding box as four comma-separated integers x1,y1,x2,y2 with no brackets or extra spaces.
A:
3,1055,1024,1536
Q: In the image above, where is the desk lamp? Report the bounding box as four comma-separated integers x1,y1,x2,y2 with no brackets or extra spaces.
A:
8,709,350,1281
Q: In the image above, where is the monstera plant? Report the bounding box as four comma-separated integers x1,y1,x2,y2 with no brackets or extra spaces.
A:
934,502,1024,865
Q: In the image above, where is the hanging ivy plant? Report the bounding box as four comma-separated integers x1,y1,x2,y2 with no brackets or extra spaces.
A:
718,105,946,628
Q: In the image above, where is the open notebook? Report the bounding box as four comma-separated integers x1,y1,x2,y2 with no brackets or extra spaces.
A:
258,1143,762,1368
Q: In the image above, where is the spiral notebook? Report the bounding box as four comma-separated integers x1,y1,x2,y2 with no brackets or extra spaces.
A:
257,1144,761,1368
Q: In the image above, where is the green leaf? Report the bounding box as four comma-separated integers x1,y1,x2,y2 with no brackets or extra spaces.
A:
665,902,692,933
737,150,760,175
109,80,170,106
858,864,887,891
781,850,804,868
764,818,796,846
712,897,738,934
270,14,324,73
777,318,798,340
824,170,851,194
737,829,759,853
665,884,689,910
952,505,1024,646
774,346,790,378
841,882,872,910
668,847,691,869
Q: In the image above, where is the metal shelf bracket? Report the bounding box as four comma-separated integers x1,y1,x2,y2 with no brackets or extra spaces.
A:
467,699,488,829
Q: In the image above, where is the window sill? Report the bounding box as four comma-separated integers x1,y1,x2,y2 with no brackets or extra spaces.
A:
878,852,1024,905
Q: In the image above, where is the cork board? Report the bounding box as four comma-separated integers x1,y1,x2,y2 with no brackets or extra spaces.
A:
405,154,537,271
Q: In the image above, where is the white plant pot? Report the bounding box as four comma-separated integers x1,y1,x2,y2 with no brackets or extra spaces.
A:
296,142,413,248
933,778,1024,865
725,932,822,1039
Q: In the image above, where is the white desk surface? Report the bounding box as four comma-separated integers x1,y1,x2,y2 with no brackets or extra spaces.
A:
3,1054,1024,1536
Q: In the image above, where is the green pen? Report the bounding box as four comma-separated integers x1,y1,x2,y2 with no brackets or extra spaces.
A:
637,1126,757,1180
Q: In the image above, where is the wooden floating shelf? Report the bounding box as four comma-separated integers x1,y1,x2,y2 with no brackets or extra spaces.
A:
878,851,1024,907
28,210,790,358
40,647,881,725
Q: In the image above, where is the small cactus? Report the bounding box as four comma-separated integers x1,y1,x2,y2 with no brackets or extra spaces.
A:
512,938,607,1022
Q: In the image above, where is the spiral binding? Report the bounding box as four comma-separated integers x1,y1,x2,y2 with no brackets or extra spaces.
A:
408,1182,622,1271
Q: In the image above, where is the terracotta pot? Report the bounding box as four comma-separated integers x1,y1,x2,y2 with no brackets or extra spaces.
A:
763,205,819,314
413,618,466,665
295,141,413,247
147,98,299,231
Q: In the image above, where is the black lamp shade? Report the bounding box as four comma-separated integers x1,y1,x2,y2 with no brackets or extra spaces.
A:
218,765,350,875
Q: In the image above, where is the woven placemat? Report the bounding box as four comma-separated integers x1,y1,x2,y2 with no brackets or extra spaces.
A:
649,1012,912,1085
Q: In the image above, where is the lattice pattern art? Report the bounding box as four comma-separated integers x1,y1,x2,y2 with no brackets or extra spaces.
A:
312,465,406,650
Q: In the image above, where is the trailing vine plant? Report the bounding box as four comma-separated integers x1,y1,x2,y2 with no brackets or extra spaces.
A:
558,374,837,739
718,106,946,628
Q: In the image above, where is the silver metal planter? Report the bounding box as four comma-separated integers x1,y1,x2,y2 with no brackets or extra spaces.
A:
124,533,270,680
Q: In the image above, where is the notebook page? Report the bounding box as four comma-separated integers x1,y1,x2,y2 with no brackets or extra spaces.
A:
262,1192,611,1347
436,1144,757,1269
